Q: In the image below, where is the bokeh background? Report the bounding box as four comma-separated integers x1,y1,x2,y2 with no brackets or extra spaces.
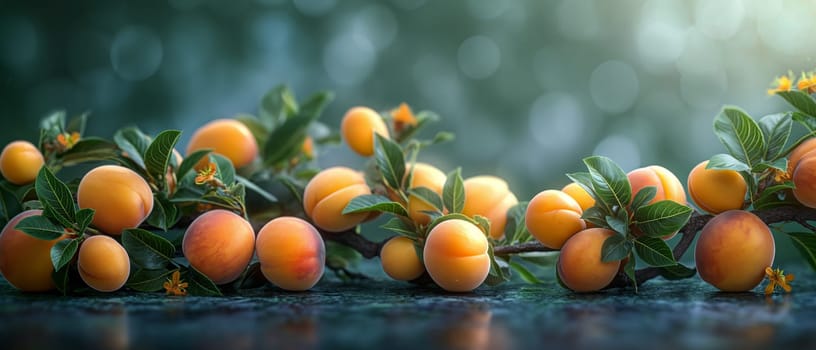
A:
1,1,815,220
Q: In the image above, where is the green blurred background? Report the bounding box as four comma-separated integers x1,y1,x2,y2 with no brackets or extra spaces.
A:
2,0,816,263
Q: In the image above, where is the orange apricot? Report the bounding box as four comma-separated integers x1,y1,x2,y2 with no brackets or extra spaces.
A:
557,228,621,292
627,165,687,205
78,235,131,292
561,182,595,211
77,165,154,235
0,210,63,292
695,210,774,292
462,176,518,240
302,167,372,232
687,160,746,214
525,190,586,249
788,137,816,175
793,156,816,208
256,216,325,291
380,236,424,281
185,119,259,169
182,210,256,284
340,106,389,157
423,219,490,292
405,162,447,225
0,140,44,185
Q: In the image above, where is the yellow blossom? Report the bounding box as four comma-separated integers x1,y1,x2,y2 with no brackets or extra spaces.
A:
764,267,794,295
798,71,816,94
56,132,81,150
195,163,217,185
163,270,188,296
767,74,793,95
391,102,418,133
302,136,314,160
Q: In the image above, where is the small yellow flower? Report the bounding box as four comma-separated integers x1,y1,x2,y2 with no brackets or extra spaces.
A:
767,74,793,95
195,163,217,185
391,102,417,133
797,71,816,94
56,132,81,150
774,168,791,183
764,267,794,295
163,270,188,296
302,136,314,160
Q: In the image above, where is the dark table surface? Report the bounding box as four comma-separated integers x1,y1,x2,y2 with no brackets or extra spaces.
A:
1,272,815,350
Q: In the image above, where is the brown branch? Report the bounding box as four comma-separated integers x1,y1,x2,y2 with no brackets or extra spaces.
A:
319,228,384,259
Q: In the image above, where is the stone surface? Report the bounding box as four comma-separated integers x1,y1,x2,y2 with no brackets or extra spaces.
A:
1,273,815,350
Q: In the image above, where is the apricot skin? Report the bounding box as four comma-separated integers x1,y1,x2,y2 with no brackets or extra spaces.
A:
627,165,687,205
695,210,775,292
0,210,62,292
787,137,816,175
341,107,390,157
302,167,372,232
462,176,518,240
256,217,325,291
182,210,256,285
78,235,131,292
525,190,586,249
186,119,259,169
0,140,44,185
687,160,746,214
405,162,447,225
77,165,154,235
793,156,816,208
380,236,424,281
423,219,490,292
557,228,621,293
561,182,595,211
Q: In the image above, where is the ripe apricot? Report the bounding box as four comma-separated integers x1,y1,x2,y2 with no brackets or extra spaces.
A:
256,217,325,291
561,182,595,211
787,137,816,175
78,235,131,292
423,219,490,292
405,162,447,225
695,210,775,292
462,176,518,240
0,210,64,292
186,119,259,169
627,165,687,205
0,140,44,185
525,190,586,249
557,228,621,292
182,210,255,285
687,160,746,214
793,156,816,208
380,236,424,281
77,165,153,235
302,167,371,232
340,106,390,157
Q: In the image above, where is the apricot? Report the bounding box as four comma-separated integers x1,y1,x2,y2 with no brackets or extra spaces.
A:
78,235,130,292
185,119,258,169
462,176,518,240
380,236,424,281
423,219,490,292
302,167,372,232
340,106,390,157
793,156,816,208
561,182,595,211
0,140,44,185
256,216,325,291
0,210,64,292
525,190,586,249
695,210,775,292
77,165,154,235
687,160,747,214
405,162,447,225
787,137,816,175
557,228,621,292
627,165,687,205
182,210,255,285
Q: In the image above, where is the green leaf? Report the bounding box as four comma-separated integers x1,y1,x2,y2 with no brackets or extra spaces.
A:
630,186,657,212
787,232,816,272
176,149,211,179
342,194,408,217
211,153,236,185
65,112,88,135
146,193,179,231
502,202,529,243
144,130,182,188
565,172,600,203
127,268,175,292
58,137,120,166
605,214,628,235
34,167,76,228
581,206,608,228
374,133,406,190
623,252,637,291
634,200,692,237
236,175,277,204
792,111,816,132
428,213,478,232
777,90,816,118
50,238,78,272
184,267,223,295
754,181,795,210
634,236,676,267
752,158,787,174
706,153,750,172
235,114,269,147
712,107,766,170
442,168,465,214
485,244,510,286
259,85,298,128
407,186,444,212
758,113,792,160
52,264,71,295
0,184,21,224
261,91,332,166
601,233,631,262
472,215,491,238
508,260,542,284
15,214,65,240
122,228,176,270
583,156,631,211
235,262,267,290
380,218,416,237
74,209,94,234
658,263,697,280
114,127,151,169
